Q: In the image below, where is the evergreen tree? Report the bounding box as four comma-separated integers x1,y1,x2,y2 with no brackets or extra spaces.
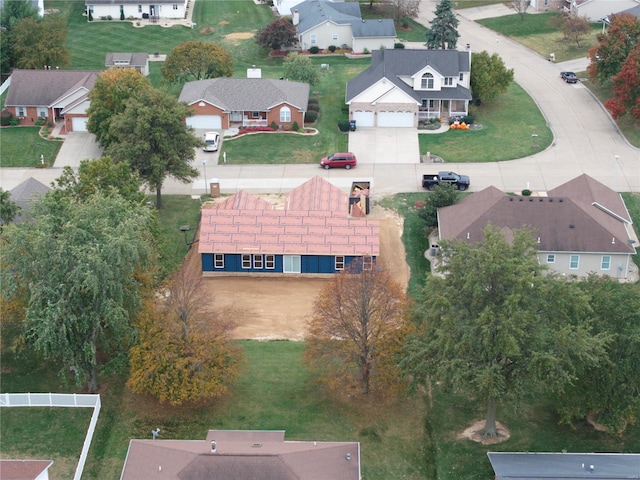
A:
426,0,459,50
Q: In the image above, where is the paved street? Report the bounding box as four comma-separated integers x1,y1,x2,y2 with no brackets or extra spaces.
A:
1,2,638,196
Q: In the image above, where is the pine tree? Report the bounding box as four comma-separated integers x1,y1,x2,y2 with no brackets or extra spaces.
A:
426,0,459,50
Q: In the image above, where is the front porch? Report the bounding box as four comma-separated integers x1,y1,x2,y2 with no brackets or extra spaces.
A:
229,111,269,128
418,99,468,122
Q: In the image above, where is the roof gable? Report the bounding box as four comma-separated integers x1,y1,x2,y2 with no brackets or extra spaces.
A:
5,70,98,108
105,52,149,67
295,0,362,32
0,460,53,480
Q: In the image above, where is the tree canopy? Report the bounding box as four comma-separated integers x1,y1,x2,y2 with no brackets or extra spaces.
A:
417,183,459,228
426,0,459,49
256,18,297,51
470,51,514,104
305,264,409,396
282,53,320,86
402,225,607,437
87,68,152,149
604,42,640,119
588,13,640,83
161,41,234,83
9,15,70,69
106,87,201,209
0,187,20,227
0,0,38,28
392,0,420,22
510,0,530,21
0,192,156,393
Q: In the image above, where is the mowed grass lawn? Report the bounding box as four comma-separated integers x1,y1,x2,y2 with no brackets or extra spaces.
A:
0,127,63,167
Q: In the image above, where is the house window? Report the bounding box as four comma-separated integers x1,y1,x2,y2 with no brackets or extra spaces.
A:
280,106,291,122
310,34,317,45
173,4,178,9
421,73,434,89
601,255,611,270
253,255,263,269
138,4,142,12
546,254,555,264
252,111,260,118
16,107,25,117
569,255,580,270
444,77,453,86
335,256,345,270
283,255,301,273
421,99,434,109
242,254,252,269
265,254,275,269
332,34,339,41
362,256,373,270
459,73,464,81
38,107,47,118
214,254,224,269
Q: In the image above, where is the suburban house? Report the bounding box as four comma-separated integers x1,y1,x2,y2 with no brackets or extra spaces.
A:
488,452,640,479
436,175,638,280
199,176,380,276
120,430,361,480
528,0,564,12
345,49,472,128
564,0,640,21
603,3,640,24
0,460,53,480
6,177,51,224
85,0,188,20
105,53,149,76
291,0,396,53
178,71,309,130
4,69,99,132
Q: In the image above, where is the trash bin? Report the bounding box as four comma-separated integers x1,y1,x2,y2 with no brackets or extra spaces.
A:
349,120,356,131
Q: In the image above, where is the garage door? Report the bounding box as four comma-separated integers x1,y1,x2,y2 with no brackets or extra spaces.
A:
71,117,88,132
186,115,222,129
352,111,374,128
377,111,414,128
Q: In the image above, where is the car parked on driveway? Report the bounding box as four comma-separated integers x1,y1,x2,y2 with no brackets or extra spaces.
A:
203,132,220,152
320,152,357,169
560,72,578,84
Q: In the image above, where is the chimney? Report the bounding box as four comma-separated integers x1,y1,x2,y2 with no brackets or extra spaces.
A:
293,9,299,25
211,441,217,454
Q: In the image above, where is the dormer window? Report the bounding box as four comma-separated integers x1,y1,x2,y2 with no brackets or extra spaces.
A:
444,77,454,86
421,73,434,89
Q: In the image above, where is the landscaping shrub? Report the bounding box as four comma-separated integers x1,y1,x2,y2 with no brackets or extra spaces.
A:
309,46,319,54
292,121,299,131
462,115,475,124
394,42,405,49
0,110,13,126
35,118,46,126
341,105,349,115
338,119,350,132
307,104,319,113
120,10,125,20
521,189,532,196
363,48,370,54
88,10,93,21
238,126,275,134
306,111,318,123
9,117,19,126
270,121,278,130
308,98,319,107
328,45,337,52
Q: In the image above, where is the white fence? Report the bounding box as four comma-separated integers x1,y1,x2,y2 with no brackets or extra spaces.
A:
0,393,101,480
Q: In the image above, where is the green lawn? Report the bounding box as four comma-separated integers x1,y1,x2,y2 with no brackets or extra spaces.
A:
420,82,553,162
455,0,504,8
0,127,63,167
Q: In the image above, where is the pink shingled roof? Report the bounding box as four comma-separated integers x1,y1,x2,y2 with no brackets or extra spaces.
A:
199,177,379,256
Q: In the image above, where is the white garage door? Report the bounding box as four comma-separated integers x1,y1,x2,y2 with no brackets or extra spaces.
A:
377,111,414,128
352,111,374,128
186,115,222,129
71,117,88,132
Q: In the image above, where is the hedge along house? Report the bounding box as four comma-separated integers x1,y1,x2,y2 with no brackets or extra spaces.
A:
199,176,380,276
178,72,309,131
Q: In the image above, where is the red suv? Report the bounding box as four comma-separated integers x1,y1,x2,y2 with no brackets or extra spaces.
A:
320,152,357,170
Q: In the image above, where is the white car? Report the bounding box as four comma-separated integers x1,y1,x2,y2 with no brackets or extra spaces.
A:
203,132,220,152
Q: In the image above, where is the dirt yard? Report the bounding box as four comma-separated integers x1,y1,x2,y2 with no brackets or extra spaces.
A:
181,204,410,340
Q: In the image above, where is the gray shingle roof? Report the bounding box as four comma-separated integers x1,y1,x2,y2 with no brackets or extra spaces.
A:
178,78,309,112
350,18,396,38
105,52,149,67
5,70,98,107
9,177,51,224
346,49,471,102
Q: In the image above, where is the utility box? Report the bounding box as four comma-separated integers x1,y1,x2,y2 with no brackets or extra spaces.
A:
349,181,370,216
209,179,220,198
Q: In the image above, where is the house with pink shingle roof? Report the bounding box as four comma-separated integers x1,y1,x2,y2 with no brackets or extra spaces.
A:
0,460,53,480
199,176,379,275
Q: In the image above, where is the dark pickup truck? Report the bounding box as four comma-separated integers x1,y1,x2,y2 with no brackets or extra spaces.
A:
422,171,470,191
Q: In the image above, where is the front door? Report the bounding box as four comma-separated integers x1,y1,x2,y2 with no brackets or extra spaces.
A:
149,5,156,16
442,100,450,115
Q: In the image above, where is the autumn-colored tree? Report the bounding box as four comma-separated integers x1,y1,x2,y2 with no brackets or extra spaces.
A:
127,269,242,405
10,15,70,69
562,14,591,48
256,18,297,51
304,264,409,396
604,42,640,119
587,13,640,83
470,51,514,105
161,41,234,84
87,68,151,148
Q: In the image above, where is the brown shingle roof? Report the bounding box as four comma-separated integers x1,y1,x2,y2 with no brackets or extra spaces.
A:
120,430,360,480
5,70,98,107
438,176,635,254
0,460,53,480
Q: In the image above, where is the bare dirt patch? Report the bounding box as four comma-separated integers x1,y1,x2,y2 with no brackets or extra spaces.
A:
200,26,216,35
457,420,511,445
225,32,254,40
180,203,409,340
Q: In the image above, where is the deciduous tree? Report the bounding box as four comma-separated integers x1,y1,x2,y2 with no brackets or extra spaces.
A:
510,0,530,21
87,68,151,148
426,0,459,49
392,0,420,22
305,264,409,396
557,276,640,435
161,41,234,83
588,13,640,83
0,30,9,74
417,183,458,228
401,225,607,437
10,15,70,69
0,193,155,393
282,52,319,86
256,18,297,51
562,14,590,48
604,42,640,119
470,51,514,104
0,187,20,227
0,0,38,28
106,88,201,209
127,270,242,405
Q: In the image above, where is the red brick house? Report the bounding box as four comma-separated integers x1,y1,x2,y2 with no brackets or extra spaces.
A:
4,69,99,132
178,76,309,131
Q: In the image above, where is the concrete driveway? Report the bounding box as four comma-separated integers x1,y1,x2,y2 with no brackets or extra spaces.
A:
348,128,420,164
54,132,103,168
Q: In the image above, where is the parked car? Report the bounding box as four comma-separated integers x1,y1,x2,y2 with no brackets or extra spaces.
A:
320,152,357,170
203,132,220,152
422,171,470,191
560,72,578,84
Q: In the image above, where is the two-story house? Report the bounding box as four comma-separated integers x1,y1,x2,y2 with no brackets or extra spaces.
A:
345,49,472,128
